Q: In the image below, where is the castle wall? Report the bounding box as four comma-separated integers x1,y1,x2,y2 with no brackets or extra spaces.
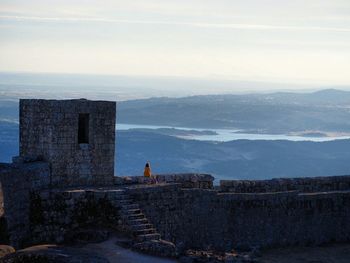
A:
30,189,121,244
0,161,50,248
2,170,349,251
220,175,350,193
20,99,116,187
217,191,350,250
129,183,350,252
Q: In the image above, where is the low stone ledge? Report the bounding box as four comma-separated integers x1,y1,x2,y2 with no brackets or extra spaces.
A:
114,173,214,189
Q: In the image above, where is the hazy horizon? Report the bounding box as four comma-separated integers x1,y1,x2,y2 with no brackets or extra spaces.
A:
1,71,350,100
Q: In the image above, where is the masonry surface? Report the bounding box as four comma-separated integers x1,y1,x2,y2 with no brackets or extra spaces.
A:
0,99,350,258
20,99,116,187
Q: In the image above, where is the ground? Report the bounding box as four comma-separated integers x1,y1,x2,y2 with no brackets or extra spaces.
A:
2,236,350,262
82,236,177,263
260,244,350,263
0,236,176,263
82,237,350,263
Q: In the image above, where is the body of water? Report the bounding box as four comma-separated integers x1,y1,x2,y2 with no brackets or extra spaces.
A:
117,123,350,142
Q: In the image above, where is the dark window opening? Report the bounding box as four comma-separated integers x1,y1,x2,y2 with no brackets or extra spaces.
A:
78,113,89,144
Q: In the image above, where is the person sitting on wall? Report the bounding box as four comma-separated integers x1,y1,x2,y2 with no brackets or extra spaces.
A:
144,162,157,184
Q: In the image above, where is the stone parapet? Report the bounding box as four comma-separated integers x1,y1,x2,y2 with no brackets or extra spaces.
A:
220,175,350,193
157,174,214,189
114,173,214,189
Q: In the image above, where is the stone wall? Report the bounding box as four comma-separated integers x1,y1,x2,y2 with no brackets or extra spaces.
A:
20,99,116,187
115,173,214,189
0,161,50,248
156,174,213,189
31,189,121,245
128,184,350,252
216,190,350,250
220,175,350,193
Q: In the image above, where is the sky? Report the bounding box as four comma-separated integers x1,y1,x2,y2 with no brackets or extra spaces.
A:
0,0,350,87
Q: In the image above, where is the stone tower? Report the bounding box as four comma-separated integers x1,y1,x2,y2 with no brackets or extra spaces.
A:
19,99,116,187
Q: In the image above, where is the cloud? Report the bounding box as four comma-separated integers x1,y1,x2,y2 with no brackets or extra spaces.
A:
1,14,350,33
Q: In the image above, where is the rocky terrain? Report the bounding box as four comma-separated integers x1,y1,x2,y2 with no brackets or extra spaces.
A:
2,239,350,263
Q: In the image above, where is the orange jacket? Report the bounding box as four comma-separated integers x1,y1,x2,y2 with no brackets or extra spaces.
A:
144,166,151,177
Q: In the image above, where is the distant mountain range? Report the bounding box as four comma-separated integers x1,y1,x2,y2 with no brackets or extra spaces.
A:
2,88,350,134
117,89,350,133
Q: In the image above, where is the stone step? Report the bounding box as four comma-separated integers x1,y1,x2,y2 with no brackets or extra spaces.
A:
129,218,149,225
134,228,157,235
121,213,145,220
136,233,161,242
131,223,153,231
128,214,145,220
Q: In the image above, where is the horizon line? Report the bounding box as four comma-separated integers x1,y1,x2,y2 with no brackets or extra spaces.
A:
2,15,350,33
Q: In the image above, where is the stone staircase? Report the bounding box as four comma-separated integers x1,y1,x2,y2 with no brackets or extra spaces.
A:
106,189,160,243
107,189,175,257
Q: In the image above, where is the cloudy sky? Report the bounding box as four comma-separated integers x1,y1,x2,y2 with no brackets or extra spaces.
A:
1,0,350,86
